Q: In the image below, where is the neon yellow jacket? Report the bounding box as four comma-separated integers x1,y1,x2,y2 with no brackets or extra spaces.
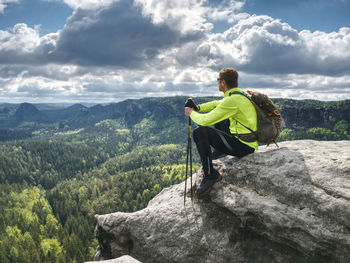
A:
190,88,258,150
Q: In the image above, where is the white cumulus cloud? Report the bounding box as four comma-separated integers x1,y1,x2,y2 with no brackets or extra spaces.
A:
62,0,118,10
0,0,18,13
179,15,350,76
0,0,349,102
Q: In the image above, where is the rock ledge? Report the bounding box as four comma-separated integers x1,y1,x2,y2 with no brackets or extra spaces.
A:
93,140,350,263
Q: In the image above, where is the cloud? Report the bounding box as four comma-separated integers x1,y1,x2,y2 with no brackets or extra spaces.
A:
0,0,207,68
206,0,246,23
0,0,18,13
61,0,118,10
135,0,214,34
53,0,206,67
0,23,40,53
180,15,350,76
240,72,350,100
0,0,349,103
0,64,88,81
3,1,348,76
0,23,58,65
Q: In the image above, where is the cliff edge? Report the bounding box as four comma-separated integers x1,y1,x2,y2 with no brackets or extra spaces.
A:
92,140,350,263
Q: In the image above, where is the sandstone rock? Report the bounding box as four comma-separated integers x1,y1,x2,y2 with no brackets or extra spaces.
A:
93,140,350,263
85,255,141,263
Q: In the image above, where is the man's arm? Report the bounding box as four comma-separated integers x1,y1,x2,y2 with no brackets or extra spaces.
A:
190,99,238,126
198,100,221,112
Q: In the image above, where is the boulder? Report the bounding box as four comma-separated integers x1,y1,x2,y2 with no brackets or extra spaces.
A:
85,255,141,263
93,140,350,263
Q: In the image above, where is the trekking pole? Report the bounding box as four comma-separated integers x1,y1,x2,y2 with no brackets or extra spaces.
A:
184,117,192,205
189,118,193,197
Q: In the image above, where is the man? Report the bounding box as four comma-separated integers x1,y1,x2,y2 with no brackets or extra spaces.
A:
184,68,258,196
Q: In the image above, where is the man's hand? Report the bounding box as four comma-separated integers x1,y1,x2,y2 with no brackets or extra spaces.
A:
184,98,199,111
185,107,194,117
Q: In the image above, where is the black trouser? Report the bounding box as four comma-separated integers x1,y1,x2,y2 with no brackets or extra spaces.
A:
193,122,255,176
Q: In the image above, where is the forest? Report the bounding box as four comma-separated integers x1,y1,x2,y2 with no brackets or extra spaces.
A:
0,96,349,262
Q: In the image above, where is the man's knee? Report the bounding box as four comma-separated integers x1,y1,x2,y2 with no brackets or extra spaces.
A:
193,126,207,142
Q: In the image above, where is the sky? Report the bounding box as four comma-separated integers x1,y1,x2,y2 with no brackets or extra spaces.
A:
0,0,349,103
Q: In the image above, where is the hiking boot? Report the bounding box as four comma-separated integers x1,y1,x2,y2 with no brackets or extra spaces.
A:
212,149,227,160
196,170,222,197
202,172,223,183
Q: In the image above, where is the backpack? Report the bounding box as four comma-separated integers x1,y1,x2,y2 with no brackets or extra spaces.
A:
229,90,282,146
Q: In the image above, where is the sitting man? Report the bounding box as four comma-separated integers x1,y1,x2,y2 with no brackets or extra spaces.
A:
184,68,258,196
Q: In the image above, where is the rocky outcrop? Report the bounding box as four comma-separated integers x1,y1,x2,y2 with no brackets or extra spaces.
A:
85,255,141,263
280,107,332,129
93,140,350,263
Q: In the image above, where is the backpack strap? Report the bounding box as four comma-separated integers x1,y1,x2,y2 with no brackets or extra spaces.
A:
229,91,249,98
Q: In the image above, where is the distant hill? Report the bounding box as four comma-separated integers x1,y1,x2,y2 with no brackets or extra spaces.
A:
0,106,10,115
43,103,88,121
0,103,18,110
14,103,48,122
0,97,349,142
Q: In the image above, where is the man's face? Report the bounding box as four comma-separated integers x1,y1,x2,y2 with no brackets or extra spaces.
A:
217,77,224,92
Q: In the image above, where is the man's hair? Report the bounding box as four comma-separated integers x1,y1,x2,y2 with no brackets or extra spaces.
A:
219,68,238,88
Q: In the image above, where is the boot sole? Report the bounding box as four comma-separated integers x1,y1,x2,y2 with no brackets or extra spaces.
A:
196,173,222,197
196,187,212,197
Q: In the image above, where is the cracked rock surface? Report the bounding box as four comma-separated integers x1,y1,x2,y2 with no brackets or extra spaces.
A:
92,140,350,263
